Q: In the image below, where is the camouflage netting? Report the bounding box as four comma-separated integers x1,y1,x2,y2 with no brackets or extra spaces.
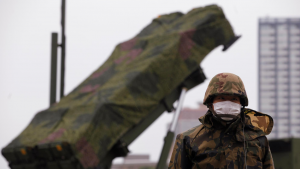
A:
3,5,238,169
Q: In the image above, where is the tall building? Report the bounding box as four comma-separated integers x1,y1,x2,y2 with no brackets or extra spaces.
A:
258,18,300,139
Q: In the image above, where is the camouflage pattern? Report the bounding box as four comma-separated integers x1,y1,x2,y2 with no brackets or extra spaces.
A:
2,5,239,169
168,108,274,169
203,73,248,106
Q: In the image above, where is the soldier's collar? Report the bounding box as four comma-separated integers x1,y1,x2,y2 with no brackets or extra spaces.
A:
200,111,235,129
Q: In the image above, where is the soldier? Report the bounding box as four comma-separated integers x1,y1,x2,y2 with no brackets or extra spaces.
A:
168,73,274,169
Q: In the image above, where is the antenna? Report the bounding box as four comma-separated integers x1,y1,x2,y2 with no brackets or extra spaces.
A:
50,0,66,106
60,0,66,99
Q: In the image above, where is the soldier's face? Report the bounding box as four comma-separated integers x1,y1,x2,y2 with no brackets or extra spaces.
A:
212,95,240,109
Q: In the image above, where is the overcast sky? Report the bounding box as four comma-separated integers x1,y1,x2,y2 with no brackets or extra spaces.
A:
1,0,300,168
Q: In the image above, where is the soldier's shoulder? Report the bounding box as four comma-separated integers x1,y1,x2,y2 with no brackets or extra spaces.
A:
244,108,274,135
245,108,265,115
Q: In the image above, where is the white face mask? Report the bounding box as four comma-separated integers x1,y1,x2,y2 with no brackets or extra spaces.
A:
213,101,241,121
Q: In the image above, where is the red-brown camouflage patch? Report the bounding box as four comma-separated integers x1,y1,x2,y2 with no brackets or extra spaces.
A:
215,81,224,93
126,49,143,64
76,138,99,168
114,49,143,65
80,84,100,93
179,29,196,60
39,128,66,144
91,67,109,79
120,38,137,51
216,73,228,78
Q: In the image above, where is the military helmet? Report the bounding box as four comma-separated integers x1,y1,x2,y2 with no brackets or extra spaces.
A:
203,73,248,106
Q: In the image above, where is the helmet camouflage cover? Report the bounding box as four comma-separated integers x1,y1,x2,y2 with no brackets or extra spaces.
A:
203,73,248,106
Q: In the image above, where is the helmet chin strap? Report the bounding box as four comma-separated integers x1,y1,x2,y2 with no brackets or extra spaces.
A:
240,106,246,124
240,105,247,169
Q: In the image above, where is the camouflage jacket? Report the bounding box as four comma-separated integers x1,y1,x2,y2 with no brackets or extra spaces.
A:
168,108,274,169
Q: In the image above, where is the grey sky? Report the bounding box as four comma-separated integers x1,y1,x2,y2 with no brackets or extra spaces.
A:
1,0,300,168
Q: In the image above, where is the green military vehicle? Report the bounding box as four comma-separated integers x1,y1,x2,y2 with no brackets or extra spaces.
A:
1,4,240,169
269,138,300,169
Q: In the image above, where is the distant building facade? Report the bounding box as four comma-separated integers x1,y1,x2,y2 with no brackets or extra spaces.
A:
174,103,208,136
168,103,208,162
258,18,300,139
112,154,156,169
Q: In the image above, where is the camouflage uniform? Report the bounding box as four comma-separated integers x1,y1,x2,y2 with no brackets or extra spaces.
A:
168,73,274,169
